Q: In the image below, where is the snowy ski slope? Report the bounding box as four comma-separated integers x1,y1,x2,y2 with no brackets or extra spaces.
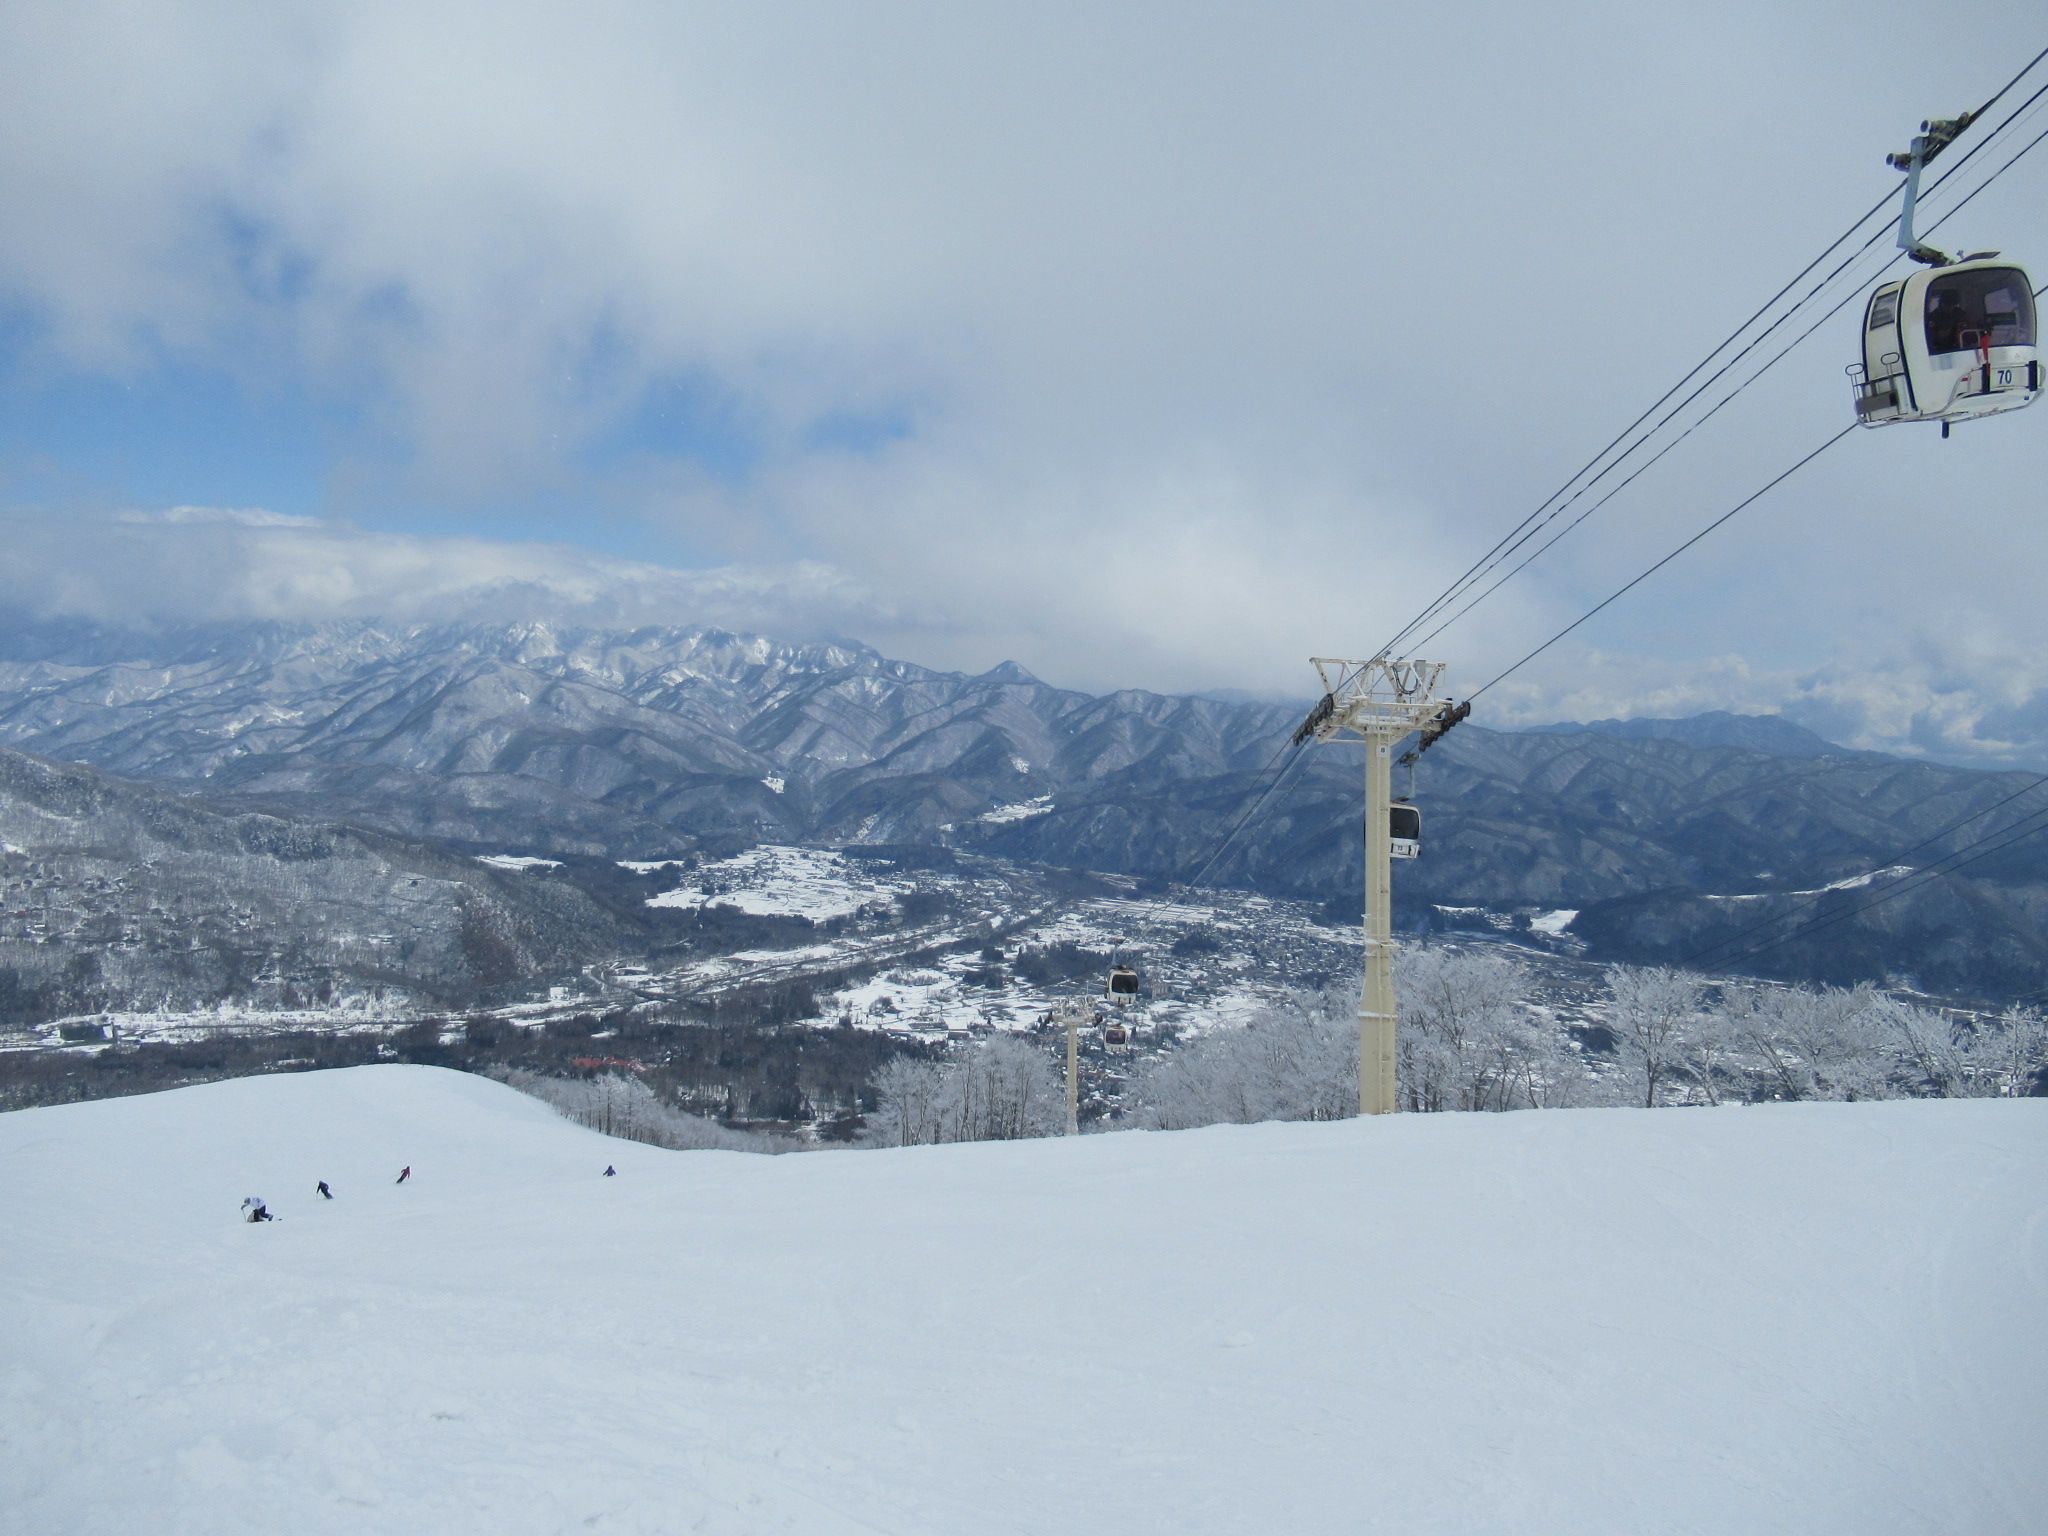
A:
2,1067,2043,1534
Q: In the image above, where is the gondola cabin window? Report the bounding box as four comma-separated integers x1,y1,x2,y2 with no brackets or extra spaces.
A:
1923,267,2035,355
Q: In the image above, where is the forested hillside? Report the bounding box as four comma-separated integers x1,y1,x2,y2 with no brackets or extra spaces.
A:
3,616,2044,993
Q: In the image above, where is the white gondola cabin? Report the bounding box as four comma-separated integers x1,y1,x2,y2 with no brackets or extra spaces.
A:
1852,257,2039,430
1106,964,1141,1004
1386,802,1421,860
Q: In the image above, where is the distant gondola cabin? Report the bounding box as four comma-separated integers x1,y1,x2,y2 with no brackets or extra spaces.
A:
1106,964,1141,1004
1386,802,1421,860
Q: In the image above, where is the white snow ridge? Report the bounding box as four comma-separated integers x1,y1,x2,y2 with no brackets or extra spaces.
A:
979,794,1054,825
2,1066,2044,1533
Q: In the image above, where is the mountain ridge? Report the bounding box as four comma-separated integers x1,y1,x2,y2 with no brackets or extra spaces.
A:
1,615,2043,994
1531,710,1856,760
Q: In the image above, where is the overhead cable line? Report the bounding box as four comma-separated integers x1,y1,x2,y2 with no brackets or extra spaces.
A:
1462,422,1856,705
1402,73,2048,657
1375,44,2048,664
1075,56,2048,959
1410,107,2048,654
1117,725,1323,956
1682,772,2048,970
1120,100,2048,946
1371,189,1903,660
1172,742,1316,899
1706,805,2048,973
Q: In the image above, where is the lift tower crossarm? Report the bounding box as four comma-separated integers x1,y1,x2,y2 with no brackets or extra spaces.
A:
1305,657,1451,1116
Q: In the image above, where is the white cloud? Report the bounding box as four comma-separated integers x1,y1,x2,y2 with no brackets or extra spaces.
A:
0,2,2042,739
0,508,888,643
119,505,326,528
6,507,2045,771
1484,643,2048,771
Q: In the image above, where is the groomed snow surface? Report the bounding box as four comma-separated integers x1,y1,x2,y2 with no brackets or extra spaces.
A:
4,1070,2044,1535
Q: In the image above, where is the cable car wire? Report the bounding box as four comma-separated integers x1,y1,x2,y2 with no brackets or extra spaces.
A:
1703,806,2048,974
1410,111,2048,654
1169,65,2048,903
1111,733,1319,961
1400,78,2048,658
1681,772,2048,970
1702,804,2048,974
1371,190,1904,661
906,57,2048,986
1462,421,1857,705
1135,426,1849,941
1375,46,2048,665
1123,66,2048,966
1171,743,1317,902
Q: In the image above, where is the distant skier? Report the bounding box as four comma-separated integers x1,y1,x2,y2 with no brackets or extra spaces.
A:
316,1180,333,1200
603,1165,616,1177
241,1197,275,1223
395,1166,411,1185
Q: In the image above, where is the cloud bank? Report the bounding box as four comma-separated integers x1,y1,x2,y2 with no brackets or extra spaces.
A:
5,508,2045,772
1,2,2043,747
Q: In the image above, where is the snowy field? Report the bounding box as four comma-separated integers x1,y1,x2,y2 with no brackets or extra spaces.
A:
641,844,914,920
2,992,423,1052
3,1068,2044,1534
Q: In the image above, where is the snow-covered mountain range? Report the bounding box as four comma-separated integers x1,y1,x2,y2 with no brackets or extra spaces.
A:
1,615,2045,994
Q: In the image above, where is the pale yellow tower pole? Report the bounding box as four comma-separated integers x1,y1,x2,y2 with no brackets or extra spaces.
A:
1059,999,1082,1134
1306,658,1448,1117
1362,726,1398,1114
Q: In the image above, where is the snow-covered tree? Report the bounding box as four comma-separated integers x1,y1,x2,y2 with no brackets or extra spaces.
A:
1734,983,1892,1102
1397,947,1535,1112
867,1038,1064,1147
943,1035,1064,1142
1888,1001,2048,1099
1674,999,1734,1106
869,1056,951,1147
493,1069,774,1152
1133,949,1573,1127
1131,983,1356,1130
1607,965,1705,1108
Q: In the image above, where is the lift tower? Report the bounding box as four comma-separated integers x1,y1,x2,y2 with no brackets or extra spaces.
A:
1305,657,1450,1115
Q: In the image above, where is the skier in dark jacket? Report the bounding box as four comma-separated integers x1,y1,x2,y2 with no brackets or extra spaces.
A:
316,1180,333,1199
395,1166,411,1184
604,1165,616,1177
